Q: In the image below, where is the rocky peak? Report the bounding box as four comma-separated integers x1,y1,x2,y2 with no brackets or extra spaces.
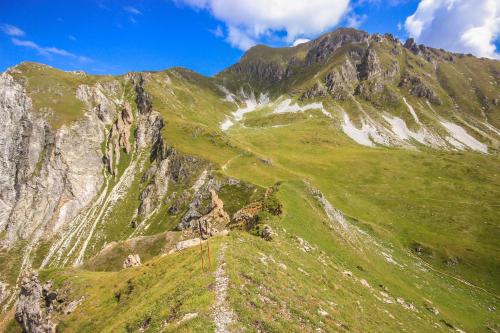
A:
305,28,369,65
404,38,420,55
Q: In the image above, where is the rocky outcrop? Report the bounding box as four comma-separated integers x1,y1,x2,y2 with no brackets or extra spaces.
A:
231,202,263,229
106,104,134,175
123,254,141,268
300,82,327,100
403,38,422,56
128,73,162,151
325,58,359,100
358,48,382,81
15,272,56,333
399,74,442,105
138,143,204,218
306,29,369,65
195,189,230,238
178,174,222,230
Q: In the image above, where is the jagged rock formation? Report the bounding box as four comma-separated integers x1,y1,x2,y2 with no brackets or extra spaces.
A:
325,58,359,100
15,272,56,333
122,254,141,268
399,74,442,105
195,189,230,238
177,174,222,231
106,103,134,175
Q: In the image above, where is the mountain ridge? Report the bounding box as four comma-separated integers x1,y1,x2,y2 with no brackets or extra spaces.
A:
0,26,499,333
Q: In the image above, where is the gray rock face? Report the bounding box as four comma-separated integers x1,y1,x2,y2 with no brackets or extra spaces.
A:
138,140,205,218
300,82,327,100
178,174,222,230
399,74,442,105
358,48,382,80
0,73,107,246
325,59,359,100
106,104,134,175
0,73,40,234
15,272,56,333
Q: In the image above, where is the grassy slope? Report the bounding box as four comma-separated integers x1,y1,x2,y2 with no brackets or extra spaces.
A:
5,181,498,332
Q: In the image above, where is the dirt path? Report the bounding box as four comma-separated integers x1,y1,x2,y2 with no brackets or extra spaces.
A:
213,243,236,333
221,154,242,172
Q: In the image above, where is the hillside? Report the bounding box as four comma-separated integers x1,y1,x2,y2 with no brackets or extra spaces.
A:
0,28,499,332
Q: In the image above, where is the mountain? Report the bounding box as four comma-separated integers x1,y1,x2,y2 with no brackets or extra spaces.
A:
0,28,499,332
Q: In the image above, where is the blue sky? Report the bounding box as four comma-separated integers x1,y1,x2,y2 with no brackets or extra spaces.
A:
1,0,498,76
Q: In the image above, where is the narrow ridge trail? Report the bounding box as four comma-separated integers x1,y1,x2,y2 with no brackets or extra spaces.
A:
213,243,237,333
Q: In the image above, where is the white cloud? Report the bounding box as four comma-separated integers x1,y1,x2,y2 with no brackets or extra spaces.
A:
123,6,142,15
292,38,310,46
1,24,25,37
176,0,350,50
11,38,91,62
405,0,500,59
345,13,367,28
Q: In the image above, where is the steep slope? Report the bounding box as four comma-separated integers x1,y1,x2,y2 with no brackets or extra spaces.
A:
0,28,499,332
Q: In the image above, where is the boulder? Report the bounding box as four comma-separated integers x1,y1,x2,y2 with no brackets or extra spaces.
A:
170,238,202,253
123,254,141,268
261,224,275,241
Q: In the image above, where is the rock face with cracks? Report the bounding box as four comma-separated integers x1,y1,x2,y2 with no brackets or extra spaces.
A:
15,272,56,333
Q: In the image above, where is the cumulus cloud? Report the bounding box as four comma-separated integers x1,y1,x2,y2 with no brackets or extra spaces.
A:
405,0,500,59
176,0,350,50
1,24,25,37
11,38,91,62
